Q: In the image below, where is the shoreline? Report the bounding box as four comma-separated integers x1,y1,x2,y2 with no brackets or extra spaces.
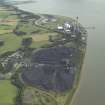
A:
64,50,86,105
70,54,86,105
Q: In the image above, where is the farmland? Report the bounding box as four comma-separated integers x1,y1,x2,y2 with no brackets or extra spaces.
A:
0,6,60,54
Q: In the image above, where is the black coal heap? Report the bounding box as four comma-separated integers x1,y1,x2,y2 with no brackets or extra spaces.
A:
22,47,77,92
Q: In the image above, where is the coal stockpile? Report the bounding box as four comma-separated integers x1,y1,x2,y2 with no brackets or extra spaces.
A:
22,64,74,92
22,47,77,92
32,47,76,65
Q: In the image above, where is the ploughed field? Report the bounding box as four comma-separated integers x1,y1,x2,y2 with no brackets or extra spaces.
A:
22,47,79,92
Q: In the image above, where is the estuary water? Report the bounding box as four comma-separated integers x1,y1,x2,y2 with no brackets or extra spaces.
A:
14,0,105,105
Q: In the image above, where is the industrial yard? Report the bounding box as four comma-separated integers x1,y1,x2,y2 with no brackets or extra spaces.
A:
0,1,87,105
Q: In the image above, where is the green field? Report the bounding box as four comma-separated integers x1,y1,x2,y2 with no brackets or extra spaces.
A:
0,33,22,54
0,80,17,105
0,11,10,18
0,32,55,54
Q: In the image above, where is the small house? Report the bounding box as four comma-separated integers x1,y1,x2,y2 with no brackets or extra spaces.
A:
57,26,63,30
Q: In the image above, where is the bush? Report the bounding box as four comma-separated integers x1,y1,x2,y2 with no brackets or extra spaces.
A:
22,37,32,48
0,63,4,73
0,51,15,58
11,71,24,105
0,40,4,46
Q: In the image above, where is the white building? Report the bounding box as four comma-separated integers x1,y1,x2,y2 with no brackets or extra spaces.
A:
71,34,76,38
64,22,71,29
57,22,72,33
57,26,63,30
81,36,86,41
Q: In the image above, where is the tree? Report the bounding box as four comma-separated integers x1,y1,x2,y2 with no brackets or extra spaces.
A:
49,35,53,42
21,37,32,48
0,63,4,73
2,60,14,73
0,39,4,46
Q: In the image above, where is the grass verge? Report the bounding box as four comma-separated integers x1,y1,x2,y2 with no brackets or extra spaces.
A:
0,80,17,105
